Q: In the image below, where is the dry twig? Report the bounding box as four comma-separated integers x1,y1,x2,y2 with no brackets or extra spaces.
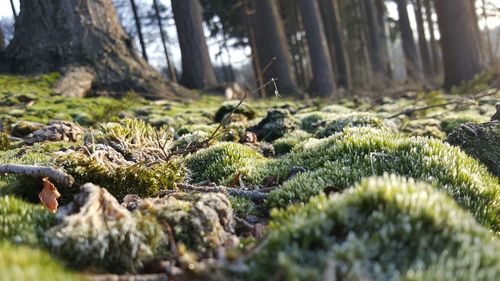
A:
0,164,74,186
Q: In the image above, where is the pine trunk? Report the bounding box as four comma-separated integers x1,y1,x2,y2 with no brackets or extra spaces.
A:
129,0,148,62
172,0,217,89
297,0,336,97
363,0,391,82
434,0,486,88
423,0,441,74
252,0,297,95
396,0,424,82
414,0,432,76
2,0,186,99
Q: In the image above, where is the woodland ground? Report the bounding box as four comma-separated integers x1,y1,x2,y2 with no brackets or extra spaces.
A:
0,73,499,281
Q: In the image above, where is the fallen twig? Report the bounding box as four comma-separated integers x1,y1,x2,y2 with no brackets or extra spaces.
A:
176,183,268,201
0,164,74,187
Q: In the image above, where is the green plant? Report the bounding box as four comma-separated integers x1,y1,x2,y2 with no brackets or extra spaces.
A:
245,175,500,281
315,112,389,138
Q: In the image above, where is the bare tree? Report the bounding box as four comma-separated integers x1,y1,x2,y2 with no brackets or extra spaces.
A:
414,0,433,77
152,0,177,82
129,0,148,62
423,0,441,74
396,0,424,82
10,0,17,20
363,0,391,82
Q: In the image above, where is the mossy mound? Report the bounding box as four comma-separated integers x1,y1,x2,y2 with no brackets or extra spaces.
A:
448,121,500,178
0,241,83,281
245,175,500,281
441,114,485,134
214,101,256,123
315,112,389,138
296,112,336,133
273,130,312,155
184,142,266,185
401,118,447,139
256,128,499,231
247,109,298,141
0,196,56,244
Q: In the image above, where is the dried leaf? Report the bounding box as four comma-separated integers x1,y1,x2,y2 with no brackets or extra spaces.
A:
39,177,61,213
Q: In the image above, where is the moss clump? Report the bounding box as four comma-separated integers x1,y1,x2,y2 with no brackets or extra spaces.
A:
315,112,389,138
441,114,485,134
246,175,500,281
448,121,500,178
273,130,312,155
0,132,9,150
177,124,218,136
0,196,56,245
0,241,83,281
57,152,185,200
296,112,335,133
401,118,447,140
258,128,499,231
247,109,299,141
184,142,267,185
214,101,256,123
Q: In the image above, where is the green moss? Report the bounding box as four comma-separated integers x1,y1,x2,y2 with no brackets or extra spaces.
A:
246,175,500,281
273,130,312,155
315,112,389,138
0,132,9,150
257,128,499,231
401,118,447,139
214,101,256,123
0,241,84,281
0,196,56,245
184,142,267,185
57,152,185,200
296,112,336,133
441,114,485,134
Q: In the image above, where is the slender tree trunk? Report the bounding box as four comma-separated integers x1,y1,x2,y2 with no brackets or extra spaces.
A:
375,0,392,77
153,0,176,82
0,26,5,51
172,0,217,89
297,0,336,97
319,0,351,89
3,0,186,100
414,0,432,77
243,0,265,97
363,0,390,82
252,0,298,94
481,0,495,64
423,0,441,74
434,0,486,88
129,0,148,62
10,0,17,20
396,0,423,82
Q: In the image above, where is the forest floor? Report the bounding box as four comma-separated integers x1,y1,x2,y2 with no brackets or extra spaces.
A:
0,73,499,281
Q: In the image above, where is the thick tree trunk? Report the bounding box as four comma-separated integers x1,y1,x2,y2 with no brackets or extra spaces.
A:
434,0,485,89
319,0,352,89
2,0,186,100
396,0,424,82
363,0,391,82
153,0,177,83
252,0,297,95
297,0,336,97
171,0,217,89
423,0,441,74
129,0,148,62
414,0,433,77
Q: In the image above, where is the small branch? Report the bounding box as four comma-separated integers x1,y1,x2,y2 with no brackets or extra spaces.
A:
0,164,74,187
176,183,268,201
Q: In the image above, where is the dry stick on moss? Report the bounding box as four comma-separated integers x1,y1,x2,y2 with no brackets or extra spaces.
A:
176,183,268,201
387,88,499,119
163,58,278,161
0,164,74,187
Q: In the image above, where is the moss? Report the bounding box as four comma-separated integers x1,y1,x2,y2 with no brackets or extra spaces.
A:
401,118,447,139
256,128,499,231
273,130,312,155
214,101,256,123
315,112,389,138
247,109,299,141
0,132,9,150
0,241,84,281
441,114,485,134
0,196,56,245
245,175,500,281
57,152,185,200
296,112,336,133
177,124,218,136
184,142,267,185
229,196,260,217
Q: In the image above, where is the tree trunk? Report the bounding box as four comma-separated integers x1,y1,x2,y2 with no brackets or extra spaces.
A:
434,0,485,89
363,0,391,82
396,0,424,82
414,0,432,77
252,0,298,95
319,0,352,89
423,0,441,74
2,0,186,100
375,0,392,77
129,0,148,62
10,0,17,19
171,0,216,89
0,25,4,51
481,0,495,64
297,0,336,97
153,0,177,83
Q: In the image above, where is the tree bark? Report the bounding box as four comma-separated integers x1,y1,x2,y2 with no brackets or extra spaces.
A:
423,0,441,74
153,0,177,83
414,0,433,77
396,0,424,82
252,0,298,95
297,0,336,97
129,0,148,62
171,0,217,89
2,0,186,100
0,25,4,51
319,0,352,89
10,0,17,19
434,0,486,88
363,0,391,82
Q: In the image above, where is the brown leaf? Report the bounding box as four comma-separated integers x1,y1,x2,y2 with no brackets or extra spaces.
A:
39,177,61,213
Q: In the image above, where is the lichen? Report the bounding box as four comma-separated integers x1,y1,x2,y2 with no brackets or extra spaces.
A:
245,175,500,281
